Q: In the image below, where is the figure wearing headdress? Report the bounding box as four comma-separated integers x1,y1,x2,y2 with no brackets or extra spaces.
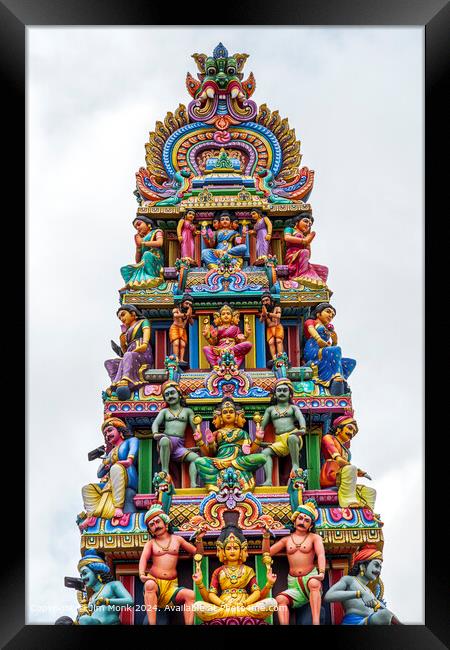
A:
324,544,401,625
193,399,266,492
104,304,153,399
192,524,277,622
200,211,248,269
303,302,356,395
202,304,252,368
151,381,201,488
79,418,139,529
120,215,165,289
76,550,134,625
139,504,205,625
169,294,195,364
320,414,376,510
283,212,328,287
262,500,326,625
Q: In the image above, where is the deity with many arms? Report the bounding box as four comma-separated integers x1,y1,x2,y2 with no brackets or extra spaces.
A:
104,304,153,399
202,304,252,369
193,399,266,492
201,211,248,269
192,524,277,623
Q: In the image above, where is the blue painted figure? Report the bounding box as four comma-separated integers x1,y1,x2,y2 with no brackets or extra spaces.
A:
303,303,356,396
80,418,139,528
77,550,134,625
201,211,247,268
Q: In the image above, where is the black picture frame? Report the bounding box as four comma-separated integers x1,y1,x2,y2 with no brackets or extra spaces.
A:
2,1,448,647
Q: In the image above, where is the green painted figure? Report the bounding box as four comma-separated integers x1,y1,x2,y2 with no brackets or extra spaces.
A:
151,381,201,487
77,551,133,625
259,378,306,486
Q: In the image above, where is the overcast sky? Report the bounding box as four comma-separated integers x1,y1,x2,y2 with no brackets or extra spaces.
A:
27,27,423,624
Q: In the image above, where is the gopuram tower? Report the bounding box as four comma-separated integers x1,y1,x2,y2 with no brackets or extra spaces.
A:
61,43,395,627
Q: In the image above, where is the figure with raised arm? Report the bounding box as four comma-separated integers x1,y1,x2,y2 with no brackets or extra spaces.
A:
259,292,284,360
79,418,139,529
194,399,266,492
324,544,401,624
320,414,376,510
200,211,248,268
303,303,356,396
139,504,205,625
120,216,165,289
192,524,277,622
151,381,201,488
202,304,252,369
258,378,306,486
262,500,326,625
77,550,134,625
169,295,194,364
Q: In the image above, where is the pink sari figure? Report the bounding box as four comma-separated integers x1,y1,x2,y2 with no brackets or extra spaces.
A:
177,209,198,261
283,214,329,288
202,305,252,368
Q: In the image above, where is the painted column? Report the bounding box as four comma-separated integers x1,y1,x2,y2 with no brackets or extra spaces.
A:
255,554,273,625
189,319,199,369
198,314,210,369
245,314,256,368
255,316,266,368
287,325,301,366
155,329,167,369
118,574,135,625
137,435,153,494
329,559,348,625
306,424,321,489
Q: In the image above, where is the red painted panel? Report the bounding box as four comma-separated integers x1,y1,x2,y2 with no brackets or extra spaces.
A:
119,574,135,625
329,568,345,625
288,326,301,366
155,329,167,369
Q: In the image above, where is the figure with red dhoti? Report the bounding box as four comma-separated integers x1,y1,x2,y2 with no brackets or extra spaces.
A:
283,212,328,288
202,304,252,368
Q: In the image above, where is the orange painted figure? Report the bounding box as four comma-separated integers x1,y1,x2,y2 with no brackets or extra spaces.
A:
139,505,205,625
320,415,376,510
262,500,326,625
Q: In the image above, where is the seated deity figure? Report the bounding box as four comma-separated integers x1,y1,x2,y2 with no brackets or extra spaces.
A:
202,304,252,369
258,378,306,486
104,304,153,400
320,414,376,510
324,544,401,625
79,418,139,529
200,211,248,268
303,303,356,395
76,550,134,625
192,524,277,623
151,381,201,488
120,216,165,289
283,213,328,287
193,399,266,492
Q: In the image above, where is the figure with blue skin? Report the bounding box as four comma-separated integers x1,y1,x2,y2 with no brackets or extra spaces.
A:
80,418,139,529
201,211,247,268
77,550,134,625
303,303,356,396
324,544,401,625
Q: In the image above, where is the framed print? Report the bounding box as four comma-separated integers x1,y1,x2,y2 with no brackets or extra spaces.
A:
2,1,448,648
